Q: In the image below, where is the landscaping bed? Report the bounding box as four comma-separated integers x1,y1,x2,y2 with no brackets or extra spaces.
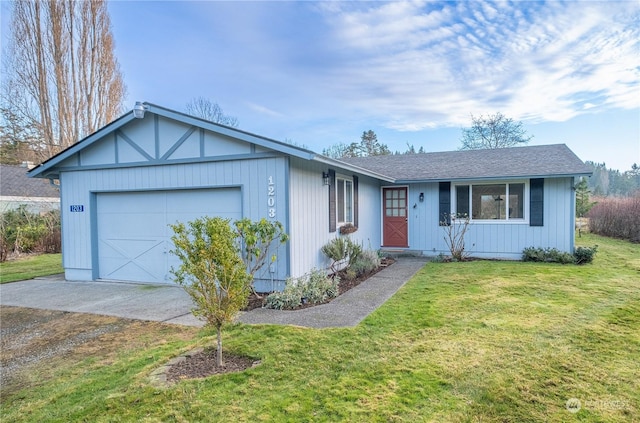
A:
244,257,395,311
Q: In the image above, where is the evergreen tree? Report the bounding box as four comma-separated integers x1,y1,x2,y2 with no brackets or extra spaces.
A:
575,177,596,218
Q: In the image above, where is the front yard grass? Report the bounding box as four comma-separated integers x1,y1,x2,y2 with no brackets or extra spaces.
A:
0,253,62,283
2,233,638,422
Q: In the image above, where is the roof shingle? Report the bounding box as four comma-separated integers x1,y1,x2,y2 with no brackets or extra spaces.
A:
338,144,591,181
1,165,60,198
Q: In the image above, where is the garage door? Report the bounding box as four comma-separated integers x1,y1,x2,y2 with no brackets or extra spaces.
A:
97,188,242,283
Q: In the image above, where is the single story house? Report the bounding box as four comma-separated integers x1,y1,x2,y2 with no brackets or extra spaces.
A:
29,102,591,290
1,164,60,214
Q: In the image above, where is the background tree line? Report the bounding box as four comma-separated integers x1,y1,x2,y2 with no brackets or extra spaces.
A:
585,162,640,197
1,0,126,163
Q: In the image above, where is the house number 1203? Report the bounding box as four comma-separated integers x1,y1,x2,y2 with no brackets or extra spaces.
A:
268,176,276,218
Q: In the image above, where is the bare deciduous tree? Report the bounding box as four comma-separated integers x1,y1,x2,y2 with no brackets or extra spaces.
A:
186,97,239,127
2,0,126,161
460,113,532,150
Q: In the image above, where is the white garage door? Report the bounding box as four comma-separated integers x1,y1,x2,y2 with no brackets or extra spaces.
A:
97,188,242,283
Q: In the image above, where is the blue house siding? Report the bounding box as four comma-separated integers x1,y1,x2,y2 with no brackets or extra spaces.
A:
30,103,590,289
59,157,289,287
288,158,382,278
404,177,575,259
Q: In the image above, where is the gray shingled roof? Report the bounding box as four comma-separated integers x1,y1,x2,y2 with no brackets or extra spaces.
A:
338,144,591,182
1,165,60,197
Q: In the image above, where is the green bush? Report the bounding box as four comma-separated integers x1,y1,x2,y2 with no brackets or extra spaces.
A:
264,285,303,310
304,269,339,304
350,249,380,276
522,245,598,265
522,247,574,264
0,206,61,261
321,237,362,273
574,245,598,265
265,269,339,310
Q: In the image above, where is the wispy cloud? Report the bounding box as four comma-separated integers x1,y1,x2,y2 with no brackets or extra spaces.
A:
247,102,284,119
313,0,639,130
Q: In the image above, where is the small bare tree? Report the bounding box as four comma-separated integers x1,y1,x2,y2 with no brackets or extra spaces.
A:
460,113,532,150
186,97,239,128
441,213,472,261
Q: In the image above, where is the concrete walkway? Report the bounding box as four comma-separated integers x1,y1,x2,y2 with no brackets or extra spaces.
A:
237,257,427,328
0,257,428,329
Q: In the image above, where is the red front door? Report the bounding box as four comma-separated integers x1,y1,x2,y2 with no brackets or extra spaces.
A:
383,187,408,247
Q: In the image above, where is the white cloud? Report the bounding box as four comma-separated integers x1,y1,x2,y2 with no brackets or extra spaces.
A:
314,0,640,130
246,102,284,119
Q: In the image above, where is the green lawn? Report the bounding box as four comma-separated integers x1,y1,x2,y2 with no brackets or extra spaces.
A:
2,234,638,422
0,253,62,283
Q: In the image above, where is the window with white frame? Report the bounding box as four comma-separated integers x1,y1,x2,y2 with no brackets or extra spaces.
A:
336,176,354,224
455,182,526,221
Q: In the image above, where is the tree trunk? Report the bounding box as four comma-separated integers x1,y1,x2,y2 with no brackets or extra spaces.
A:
216,326,223,367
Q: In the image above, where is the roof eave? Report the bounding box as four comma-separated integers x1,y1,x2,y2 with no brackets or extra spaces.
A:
28,112,138,179
312,155,396,182
29,102,318,179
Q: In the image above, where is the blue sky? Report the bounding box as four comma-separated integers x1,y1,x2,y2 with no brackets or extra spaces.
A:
3,1,639,171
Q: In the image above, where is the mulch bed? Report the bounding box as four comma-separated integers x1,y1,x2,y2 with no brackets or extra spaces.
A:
166,349,258,382
243,257,395,311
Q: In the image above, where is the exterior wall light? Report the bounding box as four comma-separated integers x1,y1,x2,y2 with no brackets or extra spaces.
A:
419,192,424,202
133,101,147,119
322,172,330,186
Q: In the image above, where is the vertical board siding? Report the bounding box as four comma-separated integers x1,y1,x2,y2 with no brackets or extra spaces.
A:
60,157,289,283
408,178,574,259
288,159,381,278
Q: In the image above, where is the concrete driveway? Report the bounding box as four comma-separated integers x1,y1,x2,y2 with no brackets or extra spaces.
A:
1,257,428,329
0,276,204,327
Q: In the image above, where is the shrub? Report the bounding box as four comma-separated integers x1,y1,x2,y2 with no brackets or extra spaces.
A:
304,269,339,304
264,284,303,310
523,245,598,265
321,237,362,274
265,269,339,310
522,247,546,262
0,206,61,261
170,217,251,366
522,247,574,264
588,195,640,243
431,253,447,263
350,249,380,276
574,245,598,265
441,213,472,261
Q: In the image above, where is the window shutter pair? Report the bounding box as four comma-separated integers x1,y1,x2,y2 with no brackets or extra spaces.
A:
438,179,544,226
328,170,358,233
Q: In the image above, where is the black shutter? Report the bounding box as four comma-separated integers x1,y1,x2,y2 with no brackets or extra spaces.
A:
353,175,359,227
456,185,470,217
439,182,451,226
329,169,336,232
530,178,544,227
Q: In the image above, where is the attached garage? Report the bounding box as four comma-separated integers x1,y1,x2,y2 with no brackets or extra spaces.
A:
27,103,298,287
96,188,242,283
